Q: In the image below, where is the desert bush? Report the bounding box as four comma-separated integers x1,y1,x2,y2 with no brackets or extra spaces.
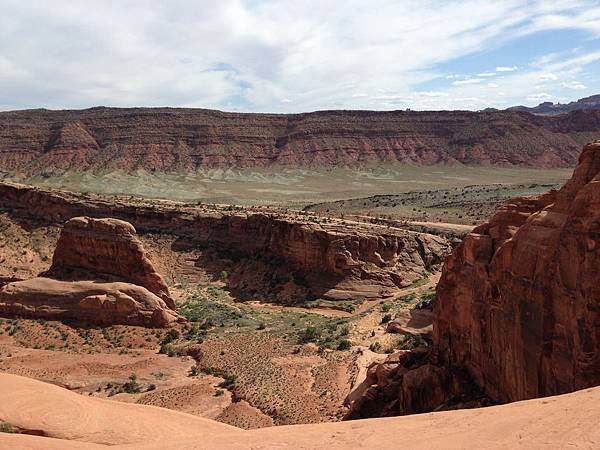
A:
415,289,436,310
380,314,392,324
337,339,352,350
122,374,141,394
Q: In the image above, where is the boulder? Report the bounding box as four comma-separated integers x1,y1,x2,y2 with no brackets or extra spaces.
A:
0,277,181,327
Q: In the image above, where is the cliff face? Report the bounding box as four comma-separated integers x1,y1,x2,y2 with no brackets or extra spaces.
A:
435,141,600,402
346,141,600,418
0,182,449,303
1,107,600,175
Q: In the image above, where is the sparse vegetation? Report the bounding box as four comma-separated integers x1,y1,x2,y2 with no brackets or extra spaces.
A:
0,422,13,433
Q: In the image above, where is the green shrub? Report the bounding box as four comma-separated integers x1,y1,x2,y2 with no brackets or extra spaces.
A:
122,374,141,394
218,374,237,389
300,326,319,343
0,422,13,433
380,314,392,324
369,342,382,352
337,339,352,351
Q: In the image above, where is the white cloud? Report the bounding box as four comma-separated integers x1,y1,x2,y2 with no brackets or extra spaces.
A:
539,73,558,81
487,82,499,88
561,81,587,89
527,92,554,102
452,78,484,85
0,0,599,112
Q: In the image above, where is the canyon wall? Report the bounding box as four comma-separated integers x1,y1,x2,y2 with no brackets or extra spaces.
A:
1,107,600,175
0,182,449,303
435,140,600,402
347,141,600,418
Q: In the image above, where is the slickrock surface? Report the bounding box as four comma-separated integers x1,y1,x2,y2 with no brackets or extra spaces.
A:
1,107,600,175
48,217,173,308
0,278,180,327
0,182,450,303
347,141,600,417
1,373,599,449
435,140,600,402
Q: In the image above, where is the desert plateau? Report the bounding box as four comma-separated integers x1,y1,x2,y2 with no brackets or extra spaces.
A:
1,2,600,449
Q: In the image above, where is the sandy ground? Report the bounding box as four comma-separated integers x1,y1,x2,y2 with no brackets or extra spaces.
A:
1,373,599,449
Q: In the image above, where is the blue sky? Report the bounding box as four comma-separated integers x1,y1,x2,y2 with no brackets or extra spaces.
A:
0,0,599,112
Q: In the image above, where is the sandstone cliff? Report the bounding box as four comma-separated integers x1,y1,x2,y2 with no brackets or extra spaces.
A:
435,140,600,402
1,107,599,175
347,141,600,418
0,182,449,303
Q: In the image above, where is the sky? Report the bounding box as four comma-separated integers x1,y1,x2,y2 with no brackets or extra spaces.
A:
1,0,599,113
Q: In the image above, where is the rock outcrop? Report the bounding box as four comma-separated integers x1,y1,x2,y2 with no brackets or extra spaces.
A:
347,141,600,418
435,140,600,402
0,216,180,327
1,107,600,176
48,217,173,308
0,278,180,327
0,182,450,303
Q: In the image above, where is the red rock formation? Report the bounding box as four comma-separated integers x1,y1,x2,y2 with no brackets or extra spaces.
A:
0,182,450,303
1,107,600,175
347,141,600,418
0,278,180,327
0,215,180,327
48,217,173,308
435,140,600,402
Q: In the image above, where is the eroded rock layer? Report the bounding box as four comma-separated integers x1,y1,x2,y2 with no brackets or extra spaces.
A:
435,140,600,402
347,141,600,418
1,107,600,175
0,277,180,327
0,214,181,327
0,182,449,303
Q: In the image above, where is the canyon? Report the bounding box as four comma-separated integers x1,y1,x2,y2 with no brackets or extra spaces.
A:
346,141,600,418
0,181,450,304
0,138,599,448
1,107,600,177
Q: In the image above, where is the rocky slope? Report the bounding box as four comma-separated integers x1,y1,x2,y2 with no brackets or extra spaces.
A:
0,182,450,303
1,107,600,175
347,141,600,417
0,216,181,327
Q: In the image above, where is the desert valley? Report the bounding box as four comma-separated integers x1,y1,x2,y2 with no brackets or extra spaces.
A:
0,104,598,448
2,2,600,448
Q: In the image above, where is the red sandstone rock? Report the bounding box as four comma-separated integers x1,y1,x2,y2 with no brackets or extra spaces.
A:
0,277,181,327
1,107,600,176
435,140,600,402
48,216,174,308
346,141,600,419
